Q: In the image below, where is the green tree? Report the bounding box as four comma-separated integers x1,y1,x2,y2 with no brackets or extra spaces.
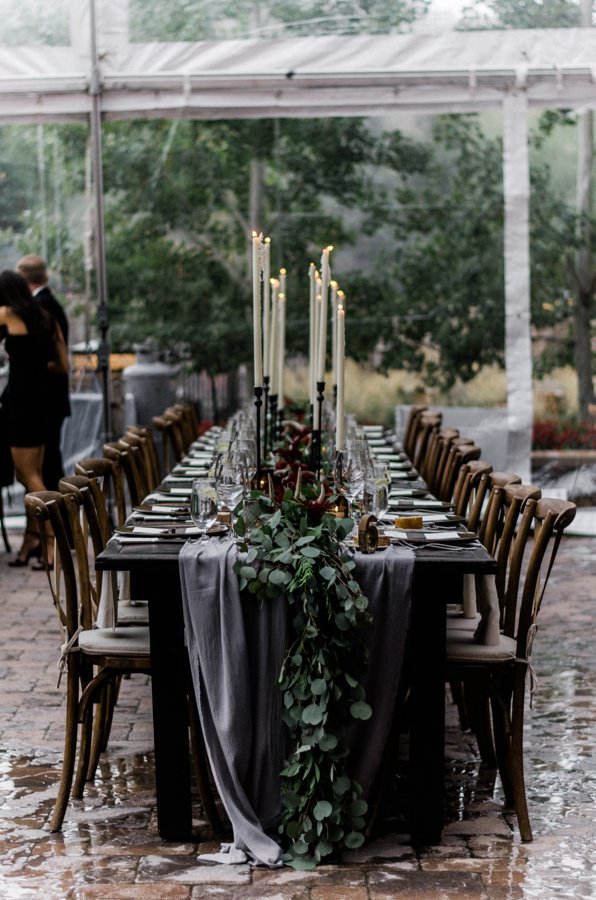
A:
347,116,575,390
460,0,579,29
459,0,594,416
129,0,429,41
100,116,376,378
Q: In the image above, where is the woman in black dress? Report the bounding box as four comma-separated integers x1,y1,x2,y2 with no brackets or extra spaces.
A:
0,270,68,566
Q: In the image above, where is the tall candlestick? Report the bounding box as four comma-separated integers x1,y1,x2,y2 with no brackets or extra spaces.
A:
269,278,280,396
317,246,332,383
331,280,338,387
262,237,271,378
308,263,316,408
277,292,286,401
313,292,321,422
336,303,346,451
252,231,263,388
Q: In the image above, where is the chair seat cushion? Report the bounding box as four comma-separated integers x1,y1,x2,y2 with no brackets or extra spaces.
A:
80,626,151,657
118,601,149,625
446,612,480,632
446,632,517,663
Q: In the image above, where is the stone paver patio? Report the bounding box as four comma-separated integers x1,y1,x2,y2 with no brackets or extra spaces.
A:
0,529,594,899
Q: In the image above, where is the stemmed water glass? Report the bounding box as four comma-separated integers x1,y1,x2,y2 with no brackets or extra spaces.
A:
216,450,249,516
366,461,390,520
338,439,373,522
190,477,218,533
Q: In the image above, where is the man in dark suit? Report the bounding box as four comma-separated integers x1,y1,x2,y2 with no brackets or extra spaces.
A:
16,255,71,490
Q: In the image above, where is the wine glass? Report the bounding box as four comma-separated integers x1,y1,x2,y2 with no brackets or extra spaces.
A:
367,462,390,520
190,477,218,532
216,450,249,515
340,439,373,522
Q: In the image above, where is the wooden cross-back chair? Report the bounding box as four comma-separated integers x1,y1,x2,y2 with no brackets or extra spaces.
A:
437,442,482,503
152,413,186,472
452,459,493,527
123,425,162,492
24,490,151,833
74,456,127,529
412,413,442,473
421,428,460,495
103,440,148,512
446,496,577,841
402,404,427,460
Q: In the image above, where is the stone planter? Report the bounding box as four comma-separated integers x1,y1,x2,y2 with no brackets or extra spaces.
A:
531,450,596,506
531,449,596,469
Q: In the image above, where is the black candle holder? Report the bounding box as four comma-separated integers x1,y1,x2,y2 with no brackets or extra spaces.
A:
269,393,278,452
310,380,325,475
263,375,270,458
277,406,284,441
254,385,263,481
334,449,345,488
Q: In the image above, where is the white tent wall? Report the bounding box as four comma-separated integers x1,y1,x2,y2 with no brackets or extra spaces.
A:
1,0,595,471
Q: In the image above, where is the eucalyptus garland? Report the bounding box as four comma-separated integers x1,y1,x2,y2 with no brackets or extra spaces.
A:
234,483,373,869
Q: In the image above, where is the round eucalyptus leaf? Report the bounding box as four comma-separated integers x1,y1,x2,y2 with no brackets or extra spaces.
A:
344,831,365,849
302,704,324,725
313,800,333,821
350,701,373,720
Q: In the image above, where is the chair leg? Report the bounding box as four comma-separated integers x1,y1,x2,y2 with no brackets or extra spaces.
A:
509,675,533,841
99,676,121,753
490,682,514,808
465,680,497,768
73,704,94,799
50,669,80,832
86,682,112,783
449,680,470,732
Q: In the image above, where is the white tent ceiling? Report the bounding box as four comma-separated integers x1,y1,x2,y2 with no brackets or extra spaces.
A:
2,0,593,471
1,23,595,122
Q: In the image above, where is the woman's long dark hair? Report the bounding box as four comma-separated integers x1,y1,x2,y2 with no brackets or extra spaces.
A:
0,270,50,336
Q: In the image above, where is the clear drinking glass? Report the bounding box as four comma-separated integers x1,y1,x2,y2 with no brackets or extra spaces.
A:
367,463,390,520
216,451,248,514
190,477,218,531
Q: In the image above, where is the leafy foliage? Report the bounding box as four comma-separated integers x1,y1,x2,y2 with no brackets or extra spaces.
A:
533,417,596,450
129,0,430,41
233,485,372,867
459,0,580,30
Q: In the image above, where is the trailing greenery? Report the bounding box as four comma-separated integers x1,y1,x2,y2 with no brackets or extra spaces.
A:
233,484,372,868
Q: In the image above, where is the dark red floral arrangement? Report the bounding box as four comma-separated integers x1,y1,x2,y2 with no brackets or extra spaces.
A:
533,418,596,451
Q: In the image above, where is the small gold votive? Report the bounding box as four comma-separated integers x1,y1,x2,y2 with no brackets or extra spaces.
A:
330,494,350,518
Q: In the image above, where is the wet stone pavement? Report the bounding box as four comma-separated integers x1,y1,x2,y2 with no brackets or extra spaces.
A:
0,532,595,899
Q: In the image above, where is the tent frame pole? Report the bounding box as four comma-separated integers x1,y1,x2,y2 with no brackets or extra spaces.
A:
89,0,112,440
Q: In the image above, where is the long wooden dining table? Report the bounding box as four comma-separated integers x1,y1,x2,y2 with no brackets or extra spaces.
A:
96,528,496,846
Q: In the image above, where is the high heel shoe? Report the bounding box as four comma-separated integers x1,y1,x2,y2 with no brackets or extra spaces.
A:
31,557,53,572
8,543,42,566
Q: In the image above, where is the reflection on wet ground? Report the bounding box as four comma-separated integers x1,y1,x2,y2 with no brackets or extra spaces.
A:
0,536,595,898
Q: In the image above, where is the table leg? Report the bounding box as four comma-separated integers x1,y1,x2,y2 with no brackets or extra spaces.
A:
137,570,193,840
408,570,454,844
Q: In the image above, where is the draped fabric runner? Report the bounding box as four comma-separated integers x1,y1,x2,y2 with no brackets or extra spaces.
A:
179,538,415,867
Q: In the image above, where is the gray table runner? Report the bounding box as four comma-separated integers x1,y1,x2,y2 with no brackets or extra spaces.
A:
179,538,415,866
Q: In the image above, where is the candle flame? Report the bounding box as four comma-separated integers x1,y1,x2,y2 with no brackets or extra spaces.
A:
280,267,286,275
264,236,271,244
327,245,334,252
330,280,338,289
